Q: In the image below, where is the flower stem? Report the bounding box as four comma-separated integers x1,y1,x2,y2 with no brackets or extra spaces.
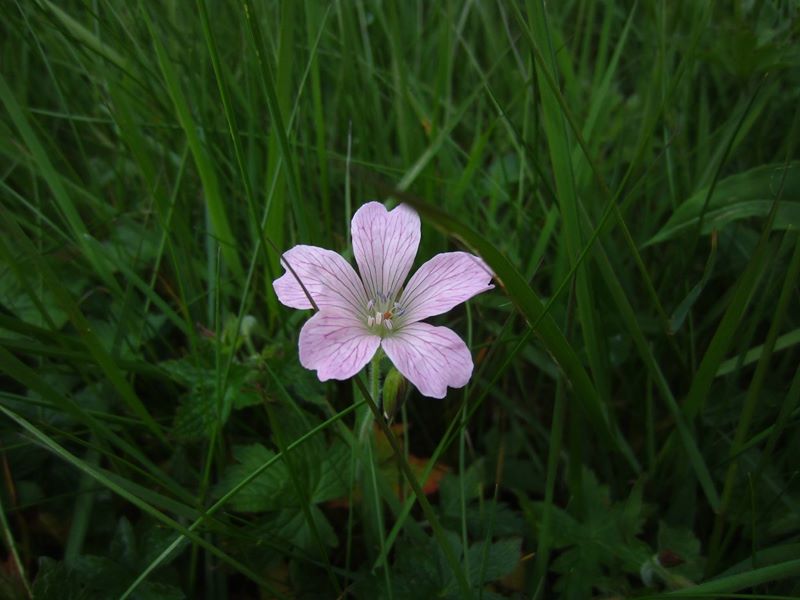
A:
361,352,393,594
357,351,382,443
353,374,474,599
370,350,382,413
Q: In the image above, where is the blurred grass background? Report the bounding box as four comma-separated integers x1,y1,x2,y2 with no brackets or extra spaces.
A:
1,0,799,598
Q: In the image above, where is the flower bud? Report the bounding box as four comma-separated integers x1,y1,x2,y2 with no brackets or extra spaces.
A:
382,367,407,421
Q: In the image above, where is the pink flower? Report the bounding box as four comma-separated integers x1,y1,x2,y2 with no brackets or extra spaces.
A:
273,202,493,398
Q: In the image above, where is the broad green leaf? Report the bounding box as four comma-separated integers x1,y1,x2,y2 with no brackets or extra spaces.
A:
262,344,327,406
465,537,522,585
172,393,222,442
215,444,292,512
162,359,260,441
657,522,704,582
257,505,338,552
387,531,520,598
312,439,351,503
462,503,526,539
31,558,93,600
70,554,184,600
439,460,485,516
0,264,72,330
647,162,800,246
715,326,800,377
526,468,650,596
70,517,186,599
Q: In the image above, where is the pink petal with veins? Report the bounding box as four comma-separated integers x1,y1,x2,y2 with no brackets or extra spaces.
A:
273,245,367,314
381,322,473,399
399,252,494,324
299,310,381,381
351,202,420,300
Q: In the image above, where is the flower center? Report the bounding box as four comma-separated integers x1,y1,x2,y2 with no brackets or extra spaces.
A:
365,293,405,335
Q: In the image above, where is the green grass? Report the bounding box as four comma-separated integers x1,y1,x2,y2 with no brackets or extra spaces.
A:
1,1,799,598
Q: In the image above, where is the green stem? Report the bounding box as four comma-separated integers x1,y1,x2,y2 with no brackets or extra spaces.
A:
366,352,392,597
358,350,383,443
354,374,473,599
371,350,382,412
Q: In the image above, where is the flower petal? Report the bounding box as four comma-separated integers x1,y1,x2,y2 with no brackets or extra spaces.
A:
351,202,420,300
398,252,493,324
273,245,367,314
299,310,381,381
381,322,473,399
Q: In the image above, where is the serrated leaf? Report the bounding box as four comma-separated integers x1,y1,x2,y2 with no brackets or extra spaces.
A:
466,537,522,584
215,444,292,512
392,531,520,598
551,544,603,598
159,359,208,386
134,582,185,600
657,521,705,581
165,358,260,441
30,558,93,600
439,459,485,517
172,389,222,442
104,216,160,267
529,468,649,595
464,502,526,539
266,403,327,497
256,505,337,552
0,571,25,600
262,345,326,406
66,553,184,600
529,503,581,548
0,249,83,330
0,274,69,330
70,555,129,596
312,439,351,503
35,518,186,599
137,522,184,570
388,536,446,599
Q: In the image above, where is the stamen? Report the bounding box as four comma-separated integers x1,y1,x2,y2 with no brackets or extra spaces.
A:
366,295,404,332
